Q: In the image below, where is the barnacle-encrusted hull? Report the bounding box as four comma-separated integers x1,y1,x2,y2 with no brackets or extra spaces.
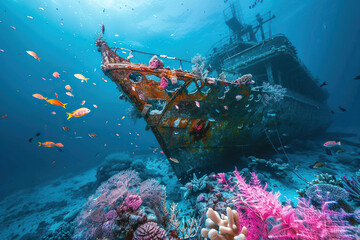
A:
96,37,331,182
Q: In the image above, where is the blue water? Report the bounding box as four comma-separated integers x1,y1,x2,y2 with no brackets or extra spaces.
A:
1,0,360,239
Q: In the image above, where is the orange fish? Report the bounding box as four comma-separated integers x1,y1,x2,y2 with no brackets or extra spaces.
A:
102,78,108,82
74,74,89,82
51,111,56,115
0,49,4,53
53,72,60,78
62,126,69,131
55,92,58,98
65,85,73,91
66,92,74,97
38,141,56,147
10,26,16,30
42,77,46,80
153,147,158,153
116,133,119,136
93,104,98,108
93,83,96,86
32,93,47,100
2,114,7,119
66,108,91,120
51,161,55,164
311,161,325,169
81,100,85,105
121,116,125,119
89,133,98,138
55,143,64,147
46,99,67,108
26,51,40,61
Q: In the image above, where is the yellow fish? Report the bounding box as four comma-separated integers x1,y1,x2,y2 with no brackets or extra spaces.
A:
46,99,68,108
67,108,91,120
26,51,40,61
74,74,89,82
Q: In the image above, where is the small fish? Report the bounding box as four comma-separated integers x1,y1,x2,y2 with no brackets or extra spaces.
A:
102,78,108,82
175,105,179,110
52,161,56,163
39,7,45,11
0,49,4,53
66,108,91,120
38,141,56,148
42,77,46,80
121,116,125,119
336,149,345,154
32,93,47,100
93,83,96,86
81,100,86,105
26,51,40,61
195,101,200,108
29,138,33,142
27,16,33,19
93,104,98,108
74,136,83,139
36,132,40,137
169,157,179,163
10,26,16,30
330,110,335,114
224,105,228,110
89,133,98,138
66,92,74,97
338,106,347,112
235,95,243,101
311,161,325,169
319,81,327,87
323,141,341,148
2,114,7,119
55,143,64,147
54,92,58,98
65,85,73,91
52,72,60,78
282,133,289,137
51,111,56,115
46,99,67,108
102,24,105,34
354,75,360,80
74,74,89,82
62,126,69,131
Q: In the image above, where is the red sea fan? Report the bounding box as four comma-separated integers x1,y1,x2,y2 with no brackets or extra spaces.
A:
133,222,168,240
217,170,356,240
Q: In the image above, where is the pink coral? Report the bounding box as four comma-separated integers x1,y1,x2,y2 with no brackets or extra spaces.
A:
133,222,168,240
160,76,168,89
149,56,164,70
216,170,356,240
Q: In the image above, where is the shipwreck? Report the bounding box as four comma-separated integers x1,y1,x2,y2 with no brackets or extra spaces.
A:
96,1,332,181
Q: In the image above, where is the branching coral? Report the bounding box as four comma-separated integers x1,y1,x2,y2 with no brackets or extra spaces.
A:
342,175,360,201
201,207,247,240
216,170,356,240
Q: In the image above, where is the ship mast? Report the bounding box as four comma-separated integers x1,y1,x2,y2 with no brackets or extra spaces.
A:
223,0,275,43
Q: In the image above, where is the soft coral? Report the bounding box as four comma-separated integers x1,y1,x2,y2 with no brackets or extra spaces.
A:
217,170,356,240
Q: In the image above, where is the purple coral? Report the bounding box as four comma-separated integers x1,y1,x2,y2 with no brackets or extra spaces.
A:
342,175,360,201
121,194,142,212
133,222,168,240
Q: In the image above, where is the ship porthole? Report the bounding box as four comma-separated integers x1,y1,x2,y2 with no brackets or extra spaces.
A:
129,72,143,83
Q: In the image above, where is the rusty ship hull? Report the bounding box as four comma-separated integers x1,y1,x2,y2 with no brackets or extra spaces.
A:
96,37,332,181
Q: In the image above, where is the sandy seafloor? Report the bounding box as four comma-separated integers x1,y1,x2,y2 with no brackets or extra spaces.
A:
1,127,360,240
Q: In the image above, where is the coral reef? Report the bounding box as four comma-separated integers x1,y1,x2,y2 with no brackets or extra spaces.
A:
201,207,247,240
216,170,357,240
253,82,286,106
73,170,160,239
247,156,289,178
149,56,164,70
180,173,212,199
297,173,342,197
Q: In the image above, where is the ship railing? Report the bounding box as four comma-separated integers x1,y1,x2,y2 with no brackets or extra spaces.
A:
110,46,192,70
